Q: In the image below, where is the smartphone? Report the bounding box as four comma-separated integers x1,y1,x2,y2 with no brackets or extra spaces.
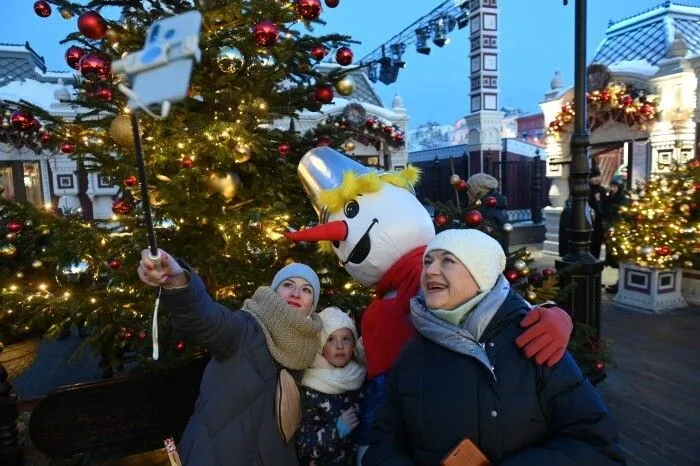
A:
124,11,202,110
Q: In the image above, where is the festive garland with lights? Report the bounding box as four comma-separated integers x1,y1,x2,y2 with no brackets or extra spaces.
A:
548,82,660,140
323,114,406,149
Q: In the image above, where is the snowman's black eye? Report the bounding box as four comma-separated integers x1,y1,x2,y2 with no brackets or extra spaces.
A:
344,200,359,219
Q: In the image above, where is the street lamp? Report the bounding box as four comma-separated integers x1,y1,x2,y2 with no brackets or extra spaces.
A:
555,0,605,344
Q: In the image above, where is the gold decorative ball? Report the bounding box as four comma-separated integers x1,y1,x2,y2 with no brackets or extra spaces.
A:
519,267,530,277
109,114,139,147
234,144,252,164
526,291,537,302
285,257,295,265
208,171,242,201
449,174,461,185
335,76,355,96
475,199,482,207
60,8,73,19
344,141,356,152
217,130,231,142
5,233,16,241
0,243,17,258
32,260,43,269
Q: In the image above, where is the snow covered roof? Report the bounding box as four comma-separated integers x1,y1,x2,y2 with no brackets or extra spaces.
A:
592,2,700,67
409,144,469,163
0,42,75,84
0,77,75,110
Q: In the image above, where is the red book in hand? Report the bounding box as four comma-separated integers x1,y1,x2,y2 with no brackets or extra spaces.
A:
441,438,491,466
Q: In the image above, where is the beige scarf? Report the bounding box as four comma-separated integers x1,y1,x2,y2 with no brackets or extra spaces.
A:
301,358,367,395
242,286,322,370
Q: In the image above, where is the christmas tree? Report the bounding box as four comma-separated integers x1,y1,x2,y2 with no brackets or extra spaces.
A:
607,159,699,270
0,0,389,375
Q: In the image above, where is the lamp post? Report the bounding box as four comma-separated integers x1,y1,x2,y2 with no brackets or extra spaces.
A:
555,0,605,344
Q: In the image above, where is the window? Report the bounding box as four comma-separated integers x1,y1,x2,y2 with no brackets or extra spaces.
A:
0,166,14,199
0,162,45,208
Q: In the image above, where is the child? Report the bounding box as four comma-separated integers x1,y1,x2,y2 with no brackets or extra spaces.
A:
296,307,367,466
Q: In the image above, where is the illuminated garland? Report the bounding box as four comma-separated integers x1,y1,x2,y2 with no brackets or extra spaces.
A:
323,114,406,149
548,82,660,140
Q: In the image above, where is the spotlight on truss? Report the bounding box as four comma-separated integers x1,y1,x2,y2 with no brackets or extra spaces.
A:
390,43,407,68
415,27,431,55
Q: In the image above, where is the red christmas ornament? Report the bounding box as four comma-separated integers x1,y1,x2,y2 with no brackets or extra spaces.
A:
33,1,51,17
175,340,187,352
315,136,331,147
310,45,328,61
108,258,122,270
456,180,468,191
640,103,654,116
60,142,75,154
252,20,279,47
296,0,322,20
79,53,111,81
138,329,147,341
325,0,340,7
40,133,51,144
435,214,449,227
10,110,35,131
542,268,556,277
120,329,133,339
483,196,498,207
463,210,483,226
123,175,138,187
599,90,611,102
314,85,334,104
181,157,194,168
64,46,86,70
335,47,353,66
277,142,291,157
595,361,605,372
504,269,520,283
92,87,113,102
689,158,699,168
111,199,134,215
654,245,671,256
621,95,634,107
6,220,23,234
77,10,108,40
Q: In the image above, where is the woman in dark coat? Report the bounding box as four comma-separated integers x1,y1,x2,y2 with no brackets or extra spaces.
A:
603,175,628,292
138,249,323,466
363,229,625,466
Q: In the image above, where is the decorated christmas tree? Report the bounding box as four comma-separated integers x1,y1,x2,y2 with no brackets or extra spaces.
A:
607,159,699,270
0,0,393,374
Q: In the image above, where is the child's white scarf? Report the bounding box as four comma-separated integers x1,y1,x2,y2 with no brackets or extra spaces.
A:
301,357,366,395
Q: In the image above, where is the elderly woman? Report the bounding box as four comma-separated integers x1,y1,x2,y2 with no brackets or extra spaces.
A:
363,230,625,465
138,249,323,465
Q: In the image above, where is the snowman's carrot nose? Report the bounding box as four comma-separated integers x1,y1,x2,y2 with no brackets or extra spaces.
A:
284,220,348,242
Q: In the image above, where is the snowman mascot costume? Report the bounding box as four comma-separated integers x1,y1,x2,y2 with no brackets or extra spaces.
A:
285,148,573,463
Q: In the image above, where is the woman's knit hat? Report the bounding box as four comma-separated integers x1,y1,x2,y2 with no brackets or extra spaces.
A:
318,307,358,346
467,173,499,200
424,229,506,292
271,263,321,312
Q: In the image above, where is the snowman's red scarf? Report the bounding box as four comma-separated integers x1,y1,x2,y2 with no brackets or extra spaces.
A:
361,246,425,379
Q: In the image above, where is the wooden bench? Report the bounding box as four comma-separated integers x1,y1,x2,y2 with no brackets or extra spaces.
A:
0,356,208,465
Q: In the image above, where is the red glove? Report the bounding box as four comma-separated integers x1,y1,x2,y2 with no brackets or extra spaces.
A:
516,306,573,367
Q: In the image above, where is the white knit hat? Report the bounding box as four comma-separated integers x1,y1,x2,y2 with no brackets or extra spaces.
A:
270,263,321,312
318,307,358,346
424,229,506,292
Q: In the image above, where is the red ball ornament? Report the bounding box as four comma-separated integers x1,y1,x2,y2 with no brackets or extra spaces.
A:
123,175,138,187
542,268,556,277
310,45,328,61
654,245,671,256
7,220,23,234
483,196,498,207
108,258,122,270
504,269,520,283
79,53,111,81
33,1,51,17
77,10,107,40
175,340,186,352
335,47,353,66
456,180,468,191
463,210,483,226
296,0,322,21
621,95,634,107
688,158,699,168
595,361,605,372
435,214,449,227
325,0,340,6
10,110,35,131
111,199,134,215
138,329,147,341
640,103,654,116
277,142,291,157
314,85,334,104
181,157,194,168
599,90,611,102
40,133,51,144
60,142,75,154
252,20,279,47
64,46,86,70
315,136,331,147
92,87,113,102
121,329,133,339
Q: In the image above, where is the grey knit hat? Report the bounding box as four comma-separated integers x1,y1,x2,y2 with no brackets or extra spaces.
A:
271,263,321,311
467,173,500,200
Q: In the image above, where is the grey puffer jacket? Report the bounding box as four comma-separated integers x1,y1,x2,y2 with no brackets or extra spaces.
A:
160,264,298,466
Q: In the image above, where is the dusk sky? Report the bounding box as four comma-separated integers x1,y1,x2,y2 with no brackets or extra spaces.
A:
0,0,681,128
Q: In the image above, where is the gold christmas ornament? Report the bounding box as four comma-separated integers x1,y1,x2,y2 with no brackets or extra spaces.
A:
60,8,73,19
0,243,17,258
519,267,530,277
335,76,355,96
208,171,242,200
5,233,17,241
109,114,140,147
234,144,252,164
344,141,356,152
217,130,231,142
32,260,43,269
526,291,537,302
